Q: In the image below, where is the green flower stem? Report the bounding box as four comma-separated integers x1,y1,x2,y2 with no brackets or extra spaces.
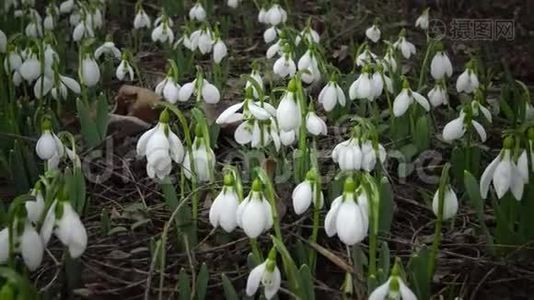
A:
417,39,435,90
250,238,263,263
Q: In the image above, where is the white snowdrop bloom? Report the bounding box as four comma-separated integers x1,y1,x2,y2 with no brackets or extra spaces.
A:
116,60,134,81
442,111,486,143
332,139,362,171
237,180,273,238
392,83,430,117
415,9,430,30
189,2,206,21
72,21,94,42
137,120,185,179
151,21,174,44
382,51,398,73
318,81,346,112
480,146,528,201
263,26,279,44
89,8,104,29
432,186,459,220
430,51,453,80
44,14,55,31
41,201,87,258
245,70,264,99
213,38,228,64
33,76,54,99
134,8,151,29
246,260,281,300
0,221,44,271
95,41,121,60
210,175,240,232
276,90,300,131
258,7,268,24
80,55,101,87
266,4,287,26
59,0,74,14
19,53,40,82
69,11,81,26
178,79,220,104
325,179,369,246
365,25,381,43
349,71,374,101
360,140,387,171
266,40,282,59
393,36,416,59
427,84,448,107
298,50,321,84
279,129,296,146
155,77,181,103
456,67,479,94
227,0,240,8
369,274,417,300
25,20,43,38
306,112,327,136
471,100,492,123
36,128,64,165
26,189,45,224
356,49,377,66
292,173,324,215
47,74,80,101
0,30,7,53
183,138,215,182
273,53,296,78
295,28,320,45
198,30,214,54
0,228,9,266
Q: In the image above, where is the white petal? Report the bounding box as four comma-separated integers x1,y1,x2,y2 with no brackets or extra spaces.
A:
263,267,281,299
471,120,487,142
241,198,268,238
442,117,465,142
178,82,194,101
234,122,252,145
246,262,266,296
324,196,342,237
136,126,157,157
336,200,367,245
412,91,430,111
493,157,512,199
398,279,418,300
248,102,271,120
216,102,244,124
368,279,391,300
292,181,312,215
0,228,9,264
480,155,501,198
201,82,220,104
20,224,44,271
393,90,412,117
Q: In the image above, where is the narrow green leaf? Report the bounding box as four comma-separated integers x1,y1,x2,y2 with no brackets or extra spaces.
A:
196,263,209,300
463,170,494,251
271,235,302,298
378,177,393,234
221,274,239,300
415,115,430,152
298,265,315,300
178,268,191,300
407,247,431,300
76,99,100,147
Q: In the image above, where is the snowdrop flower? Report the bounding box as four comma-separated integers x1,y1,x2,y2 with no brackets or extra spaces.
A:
237,179,273,238
356,48,377,66
197,30,214,54
246,257,281,299
69,10,81,26
442,111,486,143
280,129,296,146
155,76,181,103
43,6,57,31
298,49,321,84
0,222,44,271
151,20,174,44
116,59,135,81
325,178,369,246
266,4,287,26
427,83,448,107
263,26,279,44
432,186,458,220
349,67,391,101
72,20,94,42
393,31,416,59
136,112,185,179
292,169,324,215
456,63,479,94
0,30,6,53
95,41,121,60
35,122,65,170
480,138,528,201
19,52,40,82
213,38,228,64
59,0,74,14
415,8,430,30
189,2,206,21
382,50,398,73
276,83,301,131
258,7,268,24
295,27,320,45
210,173,240,232
266,40,282,59
26,189,45,224
273,48,296,78
183,133,215,182
245,70,264,99
79,54,101,87
306,111,327,136
25,18,43,38
318,81,346,112
178,78,220,104
365,24,381,43
227,0,240,8
41,200,87,259
393,80,430,117
332,137,386,172
369,261,417,300
89,8,104,30
430,50,453,80
134,7,151,29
